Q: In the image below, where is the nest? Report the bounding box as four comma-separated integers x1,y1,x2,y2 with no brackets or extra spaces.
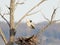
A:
15,35,38,45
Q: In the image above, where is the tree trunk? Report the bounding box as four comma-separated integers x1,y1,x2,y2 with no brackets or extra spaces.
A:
7,0,16,45
10,0,15,43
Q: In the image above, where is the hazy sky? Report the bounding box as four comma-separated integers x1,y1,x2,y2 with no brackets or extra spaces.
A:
0,0,60,23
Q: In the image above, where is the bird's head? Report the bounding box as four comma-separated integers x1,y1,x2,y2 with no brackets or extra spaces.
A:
26,19,32,23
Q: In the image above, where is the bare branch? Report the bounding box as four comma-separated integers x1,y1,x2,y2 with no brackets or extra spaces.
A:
36,8,58,36
35,19,60,44
51,19,60,23
16,2,24,5
36,22,51,36
15,2,24,7
38,19,60,35
25,0,46,14
42,15,50,21
0,13,10,27
0,28,7,44
40,8,57,23
50,8,57,22
27,10,41,16
15,0,46,28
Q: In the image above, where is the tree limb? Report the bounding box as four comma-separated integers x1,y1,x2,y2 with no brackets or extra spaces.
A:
16,2,24,5
0,28,7,44
50,8,57,22
36,8,58,36
40,8,57,23
0,13,10,27
41,8,57,32
15,0,46,28
37,19,60,37
50,19,60,24
27,10,41,16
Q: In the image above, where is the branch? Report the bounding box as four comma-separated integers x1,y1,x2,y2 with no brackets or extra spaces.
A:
51,19,60,23
50,8,57,22
0,28,7,44
16,2,24,5
15,0,46,28
37,19,60,36
15,2,24,7
27,10,41,16
35,19,60,44
40,8,57,23
0,13,10,27
36,19,56,37
36,8,58,36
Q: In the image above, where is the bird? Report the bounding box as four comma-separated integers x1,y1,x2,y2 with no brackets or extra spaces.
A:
26,19,35,29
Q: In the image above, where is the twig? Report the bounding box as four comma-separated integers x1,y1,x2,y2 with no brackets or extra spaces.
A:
0,13,10,27
15,2,24,7
0,28,7,44
15,0,46,28
16,2,24,5
50,8,57,22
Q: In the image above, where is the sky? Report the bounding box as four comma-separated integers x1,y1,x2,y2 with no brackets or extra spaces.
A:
0,0,60,24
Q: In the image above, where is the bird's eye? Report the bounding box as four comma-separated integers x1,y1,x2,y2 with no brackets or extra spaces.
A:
30,20,32,22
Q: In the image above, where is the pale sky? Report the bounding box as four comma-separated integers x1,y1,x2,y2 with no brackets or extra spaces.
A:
0,0,60,24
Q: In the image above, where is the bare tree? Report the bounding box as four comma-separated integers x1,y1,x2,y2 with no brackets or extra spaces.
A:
0,0,59,45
